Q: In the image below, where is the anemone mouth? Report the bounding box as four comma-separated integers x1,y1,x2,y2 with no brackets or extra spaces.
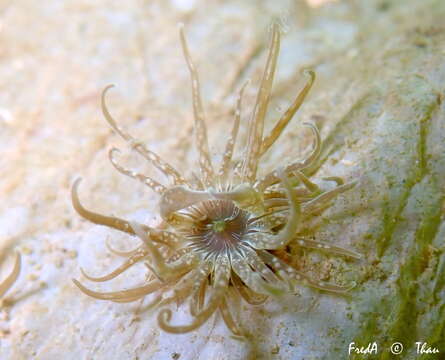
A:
183,200,250,253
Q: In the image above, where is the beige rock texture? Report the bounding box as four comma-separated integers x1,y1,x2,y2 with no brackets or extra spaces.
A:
0,0,444,359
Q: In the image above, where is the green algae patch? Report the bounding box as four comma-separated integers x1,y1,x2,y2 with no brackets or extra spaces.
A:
346,54,445,360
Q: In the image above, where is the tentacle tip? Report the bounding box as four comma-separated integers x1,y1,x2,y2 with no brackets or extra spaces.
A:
302,68,316,79
72,177,83,188
79,267,91,279
73,278,97,296
302,121,317,130
144,262,166,283
230,332,247,341
270,21,280,33
71,178,84,207
108,147,122,158
103,84,116,92
262,283,286,297
102,85,116,103
72,278,96,298
276,168,293,190
158,308,173,322
345,179,359,190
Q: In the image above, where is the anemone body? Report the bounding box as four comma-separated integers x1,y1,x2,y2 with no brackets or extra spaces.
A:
72,23,361,336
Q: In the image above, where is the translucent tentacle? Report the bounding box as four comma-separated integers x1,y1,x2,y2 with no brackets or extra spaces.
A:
190,277,207,316
164,247,192,264
249,213,287,230
156,268,197,308
210,184,263,210
219,296,244,337
159,183,261,220
263,188,313,200
149,228,183,249
241,246,285,291
258,250,355,294
231,272,268,305
72,279,164,301
179,25,215,188
246,170,300,250
72,179,177,248
0,252,21,298
297,122,322,169
263,198,289,209
302,181,357,214
106,238,140,257
109,148,166,194
112,294,163,305
81,248,149,282
260,70,315,156
131,222,196,282
322,176,344,186
241,23,280,183
293,170,320,194
72,178,146,235
256,122,321,191
157,256,230,333
218,80,249,183
295,238,362,260
159,186,212,220
231,251,275,295
111,297,146,303
189,262,211,316
101,85,187,186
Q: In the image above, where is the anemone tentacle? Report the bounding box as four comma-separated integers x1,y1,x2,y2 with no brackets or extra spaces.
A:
131,221,196,282
231,271,268,305
72,278,165,301
231,250,282,295
218,80,249,187
260,70,316,156
255,122,322,191
295,238,362,260
156,267,198,308
0,252,21,298
157,256,230,333
80,248,148,282
106,239,140,257
241,23,280,183
301,181,357,214
220,296,244,337
102,85,188,186
189,262,211,316
108,148,166,194
179,25,215,188
258,250,355,294
245,170,301,250
72,178,144,235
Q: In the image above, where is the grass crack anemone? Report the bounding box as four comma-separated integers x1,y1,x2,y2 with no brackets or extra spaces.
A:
72,23,362,337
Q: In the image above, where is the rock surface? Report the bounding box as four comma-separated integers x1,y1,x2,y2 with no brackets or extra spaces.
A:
0,0,444,359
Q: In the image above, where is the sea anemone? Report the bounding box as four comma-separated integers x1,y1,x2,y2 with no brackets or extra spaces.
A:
72,23,361,336
0,252,21,300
